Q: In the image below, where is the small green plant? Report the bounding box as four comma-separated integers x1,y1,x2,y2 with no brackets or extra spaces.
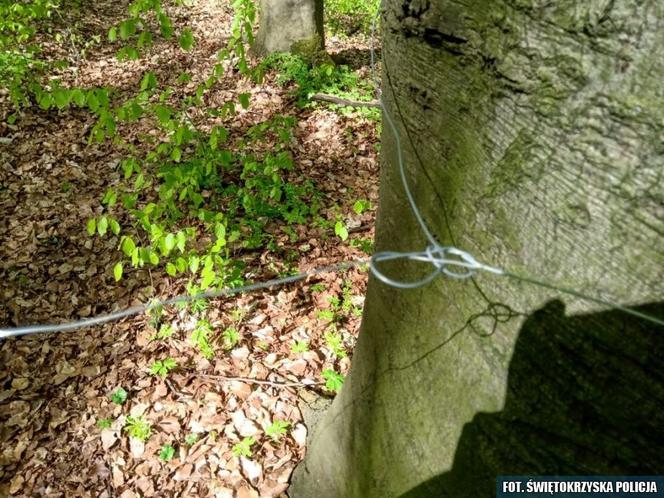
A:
324,330,346,358
110,387,128,405
149,358,177,378
187,285,209,314
124,416,152,441
232,437,255,458
317,295,342,323
97,418,113,429
184,433,199,445
350,237,373,254
341,280,362,316
159,444,176,462
310,283,325,293
322,369,345,393
222,327,241,349
290,340,309,354
266,420,290,441
230,307,246,322
256,340,270,351
261,53,377,114
334,220,349,241
326,0,380,35
191,319,215,359
317,309,335,322
153,323,175,340
353,199,371,215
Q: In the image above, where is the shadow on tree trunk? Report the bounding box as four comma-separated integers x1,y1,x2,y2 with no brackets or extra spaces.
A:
398,300,664,498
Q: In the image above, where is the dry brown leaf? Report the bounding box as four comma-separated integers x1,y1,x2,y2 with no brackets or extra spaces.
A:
236,485,259,498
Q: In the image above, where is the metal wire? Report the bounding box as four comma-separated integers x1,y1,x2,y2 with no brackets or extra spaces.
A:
0,260,369,339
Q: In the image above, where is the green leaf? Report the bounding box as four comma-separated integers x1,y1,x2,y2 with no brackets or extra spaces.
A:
71,88,86,107
159,444,175,462
121,236,136,257
86,90,100,112
108,26,117,41
119,19,136,40
353,199,370,215
175,232,186,253
189,255,200,274
97,418,113,429
178,28,194,50
232,437,255,458
86,218,96,236
200,267,216,289
110,387,128,405
165,262,177,276
122,160,134,179
175,257,187,273
137,31,153,49
160,233,176,256
113,262,123,281
117,46,140,61
148,250,159,265
334,221,348,241
97,216,108,236
109,219,121,235
53,89,70,109
322,369,345,392
266,419,290,441
102,189,117,207
125,416,151,441
159,13,173,38
140,72,157,91
39,92,53,110
131,247,140,266
238,93,250,109
153,105,172,125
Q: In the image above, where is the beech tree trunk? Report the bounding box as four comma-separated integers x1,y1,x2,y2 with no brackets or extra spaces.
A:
291,0,664,496
255,0,325,55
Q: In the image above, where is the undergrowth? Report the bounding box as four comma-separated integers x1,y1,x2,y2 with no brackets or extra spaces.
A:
326,0,380,36
260,52,379,119
3,0,365,391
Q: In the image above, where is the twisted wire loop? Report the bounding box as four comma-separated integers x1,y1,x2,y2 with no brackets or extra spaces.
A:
368,8,506,289
370,245,504,289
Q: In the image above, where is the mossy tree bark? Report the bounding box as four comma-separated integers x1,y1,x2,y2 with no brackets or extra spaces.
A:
254,0,325,56
291,0,664,496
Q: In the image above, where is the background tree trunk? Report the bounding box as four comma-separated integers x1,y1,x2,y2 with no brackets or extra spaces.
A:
291,0,664,496
254,0,325,56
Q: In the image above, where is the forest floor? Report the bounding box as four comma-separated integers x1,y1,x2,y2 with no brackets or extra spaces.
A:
0,1,380,496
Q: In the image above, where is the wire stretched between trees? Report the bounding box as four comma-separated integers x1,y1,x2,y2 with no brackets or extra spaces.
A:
1,9,662,340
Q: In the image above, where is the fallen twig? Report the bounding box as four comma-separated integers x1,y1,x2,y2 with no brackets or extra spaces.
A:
198,373,324,389
311,93,380,109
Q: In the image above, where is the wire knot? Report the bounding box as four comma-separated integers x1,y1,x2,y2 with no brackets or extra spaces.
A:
370,244,503,289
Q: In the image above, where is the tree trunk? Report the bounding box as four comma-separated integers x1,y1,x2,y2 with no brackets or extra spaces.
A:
254,0,325,56
291,0,664,496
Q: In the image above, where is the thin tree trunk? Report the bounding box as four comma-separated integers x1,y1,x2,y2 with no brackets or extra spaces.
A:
255,0,324,56
291,0,664,496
